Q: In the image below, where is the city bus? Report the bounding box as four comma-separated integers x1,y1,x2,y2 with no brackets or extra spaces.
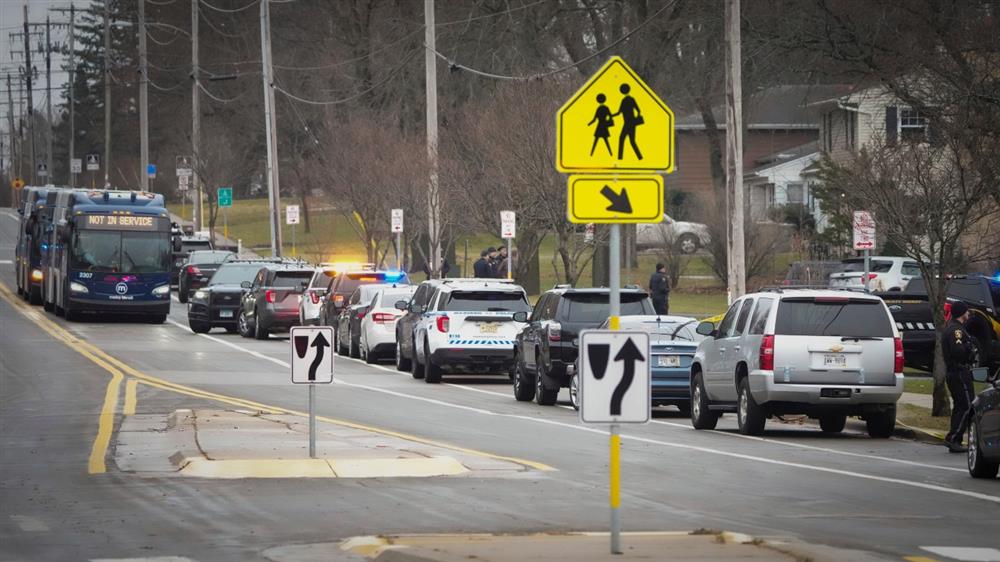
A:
15,186,62,305
46,190,176,322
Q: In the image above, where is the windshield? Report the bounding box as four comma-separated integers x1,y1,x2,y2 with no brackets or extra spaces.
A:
439,291,531,312
775,298,893,337
379,288,417,305
71,231,171,273
209,264,262,285
564,293,652,322
273,272,313,288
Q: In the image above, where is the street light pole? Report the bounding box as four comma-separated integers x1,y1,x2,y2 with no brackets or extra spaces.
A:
22,5,36,185
138,0,149,191
260,0,282,257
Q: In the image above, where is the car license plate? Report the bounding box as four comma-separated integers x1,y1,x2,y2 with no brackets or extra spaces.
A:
219,310,234,318
657,355,680,367
823,353,847,367
479,323,499,334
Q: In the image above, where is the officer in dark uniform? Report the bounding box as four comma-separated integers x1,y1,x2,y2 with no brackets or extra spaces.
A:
941,301,976,453
648,263,670,316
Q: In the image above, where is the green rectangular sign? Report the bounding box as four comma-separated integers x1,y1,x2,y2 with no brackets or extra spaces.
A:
218,187,233,208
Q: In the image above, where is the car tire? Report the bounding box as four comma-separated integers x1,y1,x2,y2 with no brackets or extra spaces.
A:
424,341,442,383
349,328,360,358
253,310,268,340
178,289,188,304
149,315,167,324
190,320,210,334
411,340,425,380
396,339,412,371
534,357,558,406
337,329,349,356
690,372,719,429
865,406,895,438
737,377,766,436
225,326,238,334
363,343,377,364
28,285,42,305
677,233,699,254
43,298,54,312
819,414,847,433
513,354,535,402
968,418,1000,479
238,310,251,338
569,373,580,411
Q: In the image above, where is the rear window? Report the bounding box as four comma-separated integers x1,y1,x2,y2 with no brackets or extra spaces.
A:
563,293,652,322
181,240,212,252
837,259,892,273
438,291,531,312
775,298,892,337
189,251,233,264
273,271,313,288
209,264,261,285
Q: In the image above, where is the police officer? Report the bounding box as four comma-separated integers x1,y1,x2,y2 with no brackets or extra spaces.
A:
941,301,976,453
648,263,670,316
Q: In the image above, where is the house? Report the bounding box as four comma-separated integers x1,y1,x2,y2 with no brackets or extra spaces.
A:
744,141,821,222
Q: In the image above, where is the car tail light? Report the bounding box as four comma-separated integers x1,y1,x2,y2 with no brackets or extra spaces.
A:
265,289,276,304
309,291,320,304
759,335,775,370
436,315,450,333
943,301,952,321
894,337,904,373
187,265,202,276
547,322,562,342
372,312,395,324
334,294,344,307
867,273,878,280
357,310,367,320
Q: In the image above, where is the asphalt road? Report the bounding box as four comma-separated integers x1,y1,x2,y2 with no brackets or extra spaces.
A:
0,207,996,562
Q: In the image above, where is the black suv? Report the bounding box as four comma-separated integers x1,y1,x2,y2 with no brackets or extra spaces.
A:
178,250,235,303
512,286,654,405
238,263,315,339
187,258,285,334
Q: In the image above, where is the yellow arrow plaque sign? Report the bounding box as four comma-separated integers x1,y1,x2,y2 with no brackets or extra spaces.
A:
567,175,664,224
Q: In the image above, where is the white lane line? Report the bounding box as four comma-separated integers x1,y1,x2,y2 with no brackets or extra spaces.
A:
920,546,1000,561
167,319,289,368
2,211,19,221
161,321,996,502
9,515,50,532
0,259,12,265
91,557,198,562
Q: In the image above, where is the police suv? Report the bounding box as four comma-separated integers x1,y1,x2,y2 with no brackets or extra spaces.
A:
399,279,531,383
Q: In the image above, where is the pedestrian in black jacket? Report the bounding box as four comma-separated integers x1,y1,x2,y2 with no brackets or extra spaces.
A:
473,249,493,278
648,263,670,315
941,301,976,453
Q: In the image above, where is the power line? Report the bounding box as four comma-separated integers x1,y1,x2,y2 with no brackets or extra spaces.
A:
148,77,184,91
273,48,418,106
273,26,423,71
201,0,259,13
197,80,244,103
435,0,548,27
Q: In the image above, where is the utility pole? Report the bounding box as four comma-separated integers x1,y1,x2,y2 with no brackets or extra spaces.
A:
260,0,283,256
424,0,441,277
45,16,53,183
23,5,36,185
6,76,16,180
138,0,150,191
103,0,111,186
68,4,76,187
192,0,202,231
724,0,746,302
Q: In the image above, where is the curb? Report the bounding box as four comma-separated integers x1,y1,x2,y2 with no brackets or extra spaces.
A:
171,456,470,479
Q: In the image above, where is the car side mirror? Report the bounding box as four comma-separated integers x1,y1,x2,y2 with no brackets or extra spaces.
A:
696,321,716,337
240,281,252,289
971,367,989,383
395,300,409,311
512,311,528,323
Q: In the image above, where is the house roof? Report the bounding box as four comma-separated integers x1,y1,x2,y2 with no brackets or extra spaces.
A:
744,141,821,179
676,85,854,130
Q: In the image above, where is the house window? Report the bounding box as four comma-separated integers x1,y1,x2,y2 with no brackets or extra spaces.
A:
786,183,804,204
844,111,856,149
899,108,929,142
765,183,775,208
823,113,833,151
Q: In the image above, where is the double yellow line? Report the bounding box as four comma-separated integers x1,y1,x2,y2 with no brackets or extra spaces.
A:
0,282,554,474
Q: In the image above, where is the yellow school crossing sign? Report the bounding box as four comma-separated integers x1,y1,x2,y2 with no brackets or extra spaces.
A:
567,175,663,224
556,57,674,174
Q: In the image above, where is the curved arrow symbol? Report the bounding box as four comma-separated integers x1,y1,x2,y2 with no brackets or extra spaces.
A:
610,338,644,416
308,332,330,381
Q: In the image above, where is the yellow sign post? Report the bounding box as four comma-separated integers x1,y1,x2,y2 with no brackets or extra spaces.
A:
556,56,674,174
567,174,663,224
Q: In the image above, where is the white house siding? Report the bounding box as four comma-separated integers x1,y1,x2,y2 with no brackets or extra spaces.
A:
746,153,822,221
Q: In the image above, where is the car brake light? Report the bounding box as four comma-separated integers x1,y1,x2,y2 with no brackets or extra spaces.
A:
867,273,878,280
814,296,848,303
187,265,202,275
547,322,562,342
436,315,449,333
372,312,395,324
894,337,904,373
310,291,320,304
759,335,775,370
334,294,344,307
265,289,276,304
943,301,952,321
357,311,367,320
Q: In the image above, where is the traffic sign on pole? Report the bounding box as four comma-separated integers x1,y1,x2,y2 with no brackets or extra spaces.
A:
12,178,25,190
217,187,233,208
567,175,663,224
852,211,875,250
286,204,300,225
579,330,651,424
86,153,100,171
37,162,48,178
290,326,334,460
147,164,157,179
70,158,82,174
556,57,675,174
178,175,190,192
176,155,193,177
391,208,404,233
500,210,516,239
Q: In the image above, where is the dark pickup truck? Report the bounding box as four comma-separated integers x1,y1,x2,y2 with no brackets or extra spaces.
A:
878,275,1000,372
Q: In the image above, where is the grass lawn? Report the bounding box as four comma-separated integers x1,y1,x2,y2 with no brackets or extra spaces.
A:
897,403,950,434
903,376,987,395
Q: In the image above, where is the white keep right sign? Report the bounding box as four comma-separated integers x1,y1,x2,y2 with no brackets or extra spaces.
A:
579,330,651,424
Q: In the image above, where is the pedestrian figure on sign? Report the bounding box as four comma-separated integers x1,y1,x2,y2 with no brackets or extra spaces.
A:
588,93,615,156
613,83,643,160
649,263,670,316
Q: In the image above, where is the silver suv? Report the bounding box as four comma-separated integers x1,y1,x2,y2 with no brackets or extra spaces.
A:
690,289,903,437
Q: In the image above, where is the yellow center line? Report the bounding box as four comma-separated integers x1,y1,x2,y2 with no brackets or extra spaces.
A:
0,281,555,473
123,379,138,416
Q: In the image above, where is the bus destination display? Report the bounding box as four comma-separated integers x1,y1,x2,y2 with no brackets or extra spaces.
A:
83,214,164,231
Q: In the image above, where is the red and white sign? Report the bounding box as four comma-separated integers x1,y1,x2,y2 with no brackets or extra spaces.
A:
852,211,876,250
500,210,516,239
391,209,403,233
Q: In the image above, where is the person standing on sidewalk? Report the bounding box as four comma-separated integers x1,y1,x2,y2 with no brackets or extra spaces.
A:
941,301,976,453
648,263,670,316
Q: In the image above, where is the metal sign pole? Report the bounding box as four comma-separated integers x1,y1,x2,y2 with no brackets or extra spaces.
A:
506,237,513,280
863,248,870,292
224,207,229,240
396,232,402,270
309,384,316,458
608,222,621,555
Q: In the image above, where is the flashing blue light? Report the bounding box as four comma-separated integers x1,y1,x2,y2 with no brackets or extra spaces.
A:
41,243,49,251
384,270,404,282
993,272,1000,284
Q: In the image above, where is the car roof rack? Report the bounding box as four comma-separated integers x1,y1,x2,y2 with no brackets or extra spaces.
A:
441,278,516,284
756,285,870,293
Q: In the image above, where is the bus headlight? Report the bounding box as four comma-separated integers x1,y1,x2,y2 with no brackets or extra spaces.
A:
31,269,43,282
193,289,207,300
69,282,89,293
152,285,170,297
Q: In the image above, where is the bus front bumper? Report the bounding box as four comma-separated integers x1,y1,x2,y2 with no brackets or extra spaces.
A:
67,296,170,315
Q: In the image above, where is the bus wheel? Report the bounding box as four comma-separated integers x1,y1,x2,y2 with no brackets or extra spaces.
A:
28,286,42,305
148,314,167,324
64,305,78,322
43,299,54,312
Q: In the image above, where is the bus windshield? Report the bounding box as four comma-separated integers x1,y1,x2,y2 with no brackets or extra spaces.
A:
71,231,171,273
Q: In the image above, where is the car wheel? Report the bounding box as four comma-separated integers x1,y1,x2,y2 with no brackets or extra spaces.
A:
677,233,699,254
424,340,442,383
819,414,847,433
396,339,412,371
178,289,188,304
513,353,535,402
737,377,766,436
337,329,349,356
411,339,425,380
225,326,238,334
43,297,54,312
148,315,167,324
968,418,1000,479
238,310,251,338
28,285,42,305
690,372,719,430
534,357,558,406
190,320,210,334
349,328,360,358
865,405,896,438
569,373,580,411
253,310,269,340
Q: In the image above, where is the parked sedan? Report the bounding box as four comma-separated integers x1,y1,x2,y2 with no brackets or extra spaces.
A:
968,367,1000,479
336,283,404,358
177,250,234,303
360,285,418,363
636,213,711,254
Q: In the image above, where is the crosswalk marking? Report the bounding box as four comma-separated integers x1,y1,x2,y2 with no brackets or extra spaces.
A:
920,547,1000,561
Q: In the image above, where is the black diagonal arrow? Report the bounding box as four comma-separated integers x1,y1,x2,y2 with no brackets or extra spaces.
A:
600,185,632,214
308,332,330,381
610,338,645,416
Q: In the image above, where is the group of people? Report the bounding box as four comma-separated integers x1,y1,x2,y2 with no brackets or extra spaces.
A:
473,246,511,279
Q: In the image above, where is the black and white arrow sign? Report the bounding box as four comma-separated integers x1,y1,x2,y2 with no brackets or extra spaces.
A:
290,326,335,384
579,330,651,424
